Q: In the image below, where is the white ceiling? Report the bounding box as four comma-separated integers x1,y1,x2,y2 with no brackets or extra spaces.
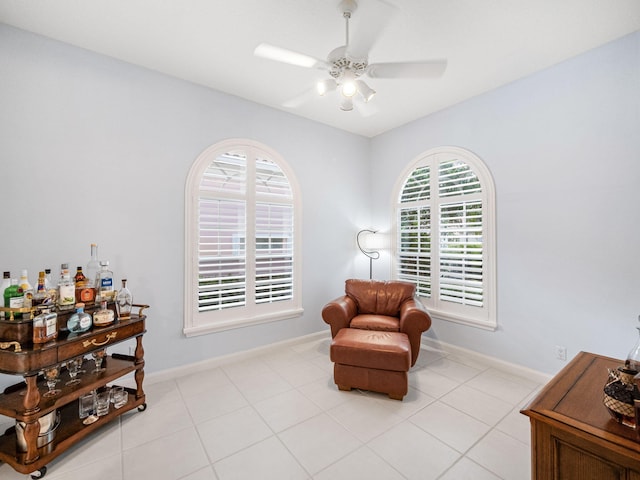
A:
1,0,639,137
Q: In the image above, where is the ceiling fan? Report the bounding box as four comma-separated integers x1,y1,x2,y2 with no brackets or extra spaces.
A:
254,0,447,113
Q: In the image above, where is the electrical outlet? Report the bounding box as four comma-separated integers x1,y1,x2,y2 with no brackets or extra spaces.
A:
128,346,134,356
555,345,567,361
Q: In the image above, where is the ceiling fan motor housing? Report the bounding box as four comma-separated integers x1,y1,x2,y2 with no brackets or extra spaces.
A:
327,46,368,80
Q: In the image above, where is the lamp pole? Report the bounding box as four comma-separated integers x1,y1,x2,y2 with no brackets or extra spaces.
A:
356,229,380,279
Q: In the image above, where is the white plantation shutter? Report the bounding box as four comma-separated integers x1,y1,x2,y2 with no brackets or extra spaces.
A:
198,153,247,311
394,147,496,330
439,201,483,307
398,206,431,297
398,166,432,296
198,198,246,311
185,140,302,336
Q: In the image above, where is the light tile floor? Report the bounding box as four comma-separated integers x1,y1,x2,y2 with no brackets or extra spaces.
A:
0,337,542,480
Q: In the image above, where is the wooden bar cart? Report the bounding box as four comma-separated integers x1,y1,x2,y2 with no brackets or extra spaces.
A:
0,304,148,478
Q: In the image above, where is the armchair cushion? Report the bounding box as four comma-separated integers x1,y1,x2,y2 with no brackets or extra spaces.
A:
349,314,399,332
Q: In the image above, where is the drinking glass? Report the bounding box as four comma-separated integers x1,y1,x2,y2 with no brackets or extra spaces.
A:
96,389,110,416
91,349,106,373
66,358,81,385
79,391,96,419
43,365,61,397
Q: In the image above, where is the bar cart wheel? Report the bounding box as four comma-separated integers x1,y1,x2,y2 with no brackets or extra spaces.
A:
31,466,47,479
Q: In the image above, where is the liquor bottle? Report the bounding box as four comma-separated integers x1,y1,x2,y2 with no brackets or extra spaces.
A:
93,300,114,327
33,271,49,307
116,279,133,319
57,263,76,308
33,307,58,343
0,272,10,318
4,279,24,318
86,243,100,289
19,270,34,309
18,270,32,292
74,266,96,304
96,261,114,301
44,268,58,305
67,303,93,333
44,269,53,290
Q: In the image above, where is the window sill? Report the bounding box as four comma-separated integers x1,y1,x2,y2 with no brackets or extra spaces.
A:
427,307,497,331
183,307,304,337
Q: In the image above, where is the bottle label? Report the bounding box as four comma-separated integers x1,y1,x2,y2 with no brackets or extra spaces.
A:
45,315,57,337
100,278,113,289
9,297,24,309
79,314,91,330
78,287,96,303
59,285,75,306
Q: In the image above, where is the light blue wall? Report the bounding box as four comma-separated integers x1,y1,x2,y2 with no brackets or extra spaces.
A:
0,24,371,383
1,23,638,381
370,31,640,374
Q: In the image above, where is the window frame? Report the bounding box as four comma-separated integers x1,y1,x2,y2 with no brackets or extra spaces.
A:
392,146,497,330
184,138,303,337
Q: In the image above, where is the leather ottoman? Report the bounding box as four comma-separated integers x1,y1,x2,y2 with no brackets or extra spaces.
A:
330,328,411,400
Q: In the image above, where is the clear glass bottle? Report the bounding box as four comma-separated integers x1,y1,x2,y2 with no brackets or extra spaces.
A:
626,315,640,372
96,260,114,301
18,269,32,292
86,243,100,289
33,307,58,343
44,268,58,305
19,270,33,309
116,279,133,319
57,263,75,308
93,300,114,327
67,303,93,333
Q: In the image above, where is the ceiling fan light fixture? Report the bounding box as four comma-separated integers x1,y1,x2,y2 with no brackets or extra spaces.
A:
316,78,337,96
340,69,358,98
356,79,375,102
340,96,354,111
341,81,357,98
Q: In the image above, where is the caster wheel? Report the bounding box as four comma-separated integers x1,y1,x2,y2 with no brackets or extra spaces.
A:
138,403,147,412
30,466,47,479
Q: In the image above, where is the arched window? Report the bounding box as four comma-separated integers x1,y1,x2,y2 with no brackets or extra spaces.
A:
393,146,496,330
184,139,302,336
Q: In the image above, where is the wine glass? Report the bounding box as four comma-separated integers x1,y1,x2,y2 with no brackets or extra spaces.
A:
91,349,106,373
43,365,61,397
66,357,82,385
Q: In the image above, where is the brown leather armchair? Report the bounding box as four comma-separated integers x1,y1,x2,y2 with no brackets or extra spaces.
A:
322,279,432,366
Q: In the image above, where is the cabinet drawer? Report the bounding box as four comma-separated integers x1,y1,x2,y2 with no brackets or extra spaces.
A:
58,320,145,359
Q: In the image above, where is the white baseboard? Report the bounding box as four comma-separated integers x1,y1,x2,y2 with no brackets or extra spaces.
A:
141,330,552,389
422,337,553,386
143,331,330,386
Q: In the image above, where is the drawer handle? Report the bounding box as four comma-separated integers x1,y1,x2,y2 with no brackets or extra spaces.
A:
83,332,118,348
0,341,21,352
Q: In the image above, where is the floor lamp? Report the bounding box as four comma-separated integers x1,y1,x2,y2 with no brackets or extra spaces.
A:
356,229,381,280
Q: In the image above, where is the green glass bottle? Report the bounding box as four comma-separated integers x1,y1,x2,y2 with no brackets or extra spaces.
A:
3,279,24,319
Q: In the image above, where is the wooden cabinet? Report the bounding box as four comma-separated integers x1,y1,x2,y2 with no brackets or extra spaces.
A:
0,305,148,478
521,352,640,480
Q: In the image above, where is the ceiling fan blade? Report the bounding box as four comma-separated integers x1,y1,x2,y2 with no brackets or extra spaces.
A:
366,60,448,79
254,43,327,69
346,0,398,60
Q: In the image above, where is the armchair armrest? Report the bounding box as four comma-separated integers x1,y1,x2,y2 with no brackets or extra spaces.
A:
322,295,357,338
399,298,432,366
